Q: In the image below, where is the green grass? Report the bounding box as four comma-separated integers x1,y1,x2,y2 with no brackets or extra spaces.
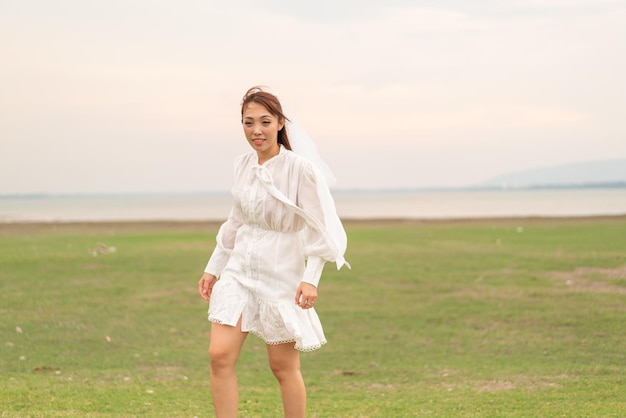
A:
1,217,625,417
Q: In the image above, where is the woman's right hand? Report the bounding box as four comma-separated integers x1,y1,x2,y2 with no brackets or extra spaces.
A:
198,273,217,301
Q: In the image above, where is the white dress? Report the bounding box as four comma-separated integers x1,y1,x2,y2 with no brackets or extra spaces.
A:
204,146,349,351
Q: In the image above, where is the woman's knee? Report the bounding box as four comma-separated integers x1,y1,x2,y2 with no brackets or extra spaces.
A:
209,344,237,370
270,364,290,381
268,356,300,381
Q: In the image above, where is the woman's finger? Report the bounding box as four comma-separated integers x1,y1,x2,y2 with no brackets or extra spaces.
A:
198,278,210,301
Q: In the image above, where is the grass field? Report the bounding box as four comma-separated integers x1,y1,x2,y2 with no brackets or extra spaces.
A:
1,217,625,417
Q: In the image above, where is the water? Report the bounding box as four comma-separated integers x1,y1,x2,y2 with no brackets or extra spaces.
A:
1,188,625,223
336,189,626,219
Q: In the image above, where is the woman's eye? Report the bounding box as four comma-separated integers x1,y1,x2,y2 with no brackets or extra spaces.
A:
244,122,252,126
262,121,271,125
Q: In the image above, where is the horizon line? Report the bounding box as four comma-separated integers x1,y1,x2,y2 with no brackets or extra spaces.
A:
2,181,626,198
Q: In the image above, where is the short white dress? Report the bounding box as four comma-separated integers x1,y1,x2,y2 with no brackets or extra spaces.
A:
204,146,349,351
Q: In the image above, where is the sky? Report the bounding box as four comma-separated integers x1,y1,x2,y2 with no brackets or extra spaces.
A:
1,0,625,194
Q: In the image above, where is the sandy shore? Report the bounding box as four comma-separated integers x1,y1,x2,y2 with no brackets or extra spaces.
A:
1,215,625,234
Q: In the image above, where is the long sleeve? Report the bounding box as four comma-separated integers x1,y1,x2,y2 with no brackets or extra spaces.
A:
301,256,326,287
297,161,349,287
204,205,242,276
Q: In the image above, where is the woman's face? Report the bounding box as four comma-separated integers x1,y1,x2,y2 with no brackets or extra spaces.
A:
242,102,284,156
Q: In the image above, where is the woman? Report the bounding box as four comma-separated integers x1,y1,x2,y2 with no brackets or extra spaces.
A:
198,86,349,418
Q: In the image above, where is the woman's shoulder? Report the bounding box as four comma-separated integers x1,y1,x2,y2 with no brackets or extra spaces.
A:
281,148,314,171
232,152,258,171
235,152,256,164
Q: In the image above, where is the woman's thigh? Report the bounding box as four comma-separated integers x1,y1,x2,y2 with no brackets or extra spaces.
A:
209,317,248,365
267,342,301,374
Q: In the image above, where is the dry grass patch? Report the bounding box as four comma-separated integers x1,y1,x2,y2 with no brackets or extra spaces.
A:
440,375,572,393
548,265,626,294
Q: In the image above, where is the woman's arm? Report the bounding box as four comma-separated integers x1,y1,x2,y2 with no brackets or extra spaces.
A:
296,161,349,288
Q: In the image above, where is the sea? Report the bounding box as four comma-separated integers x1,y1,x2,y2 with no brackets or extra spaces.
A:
1,188,625,223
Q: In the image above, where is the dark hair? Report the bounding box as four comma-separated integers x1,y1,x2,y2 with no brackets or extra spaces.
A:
241,86,292,150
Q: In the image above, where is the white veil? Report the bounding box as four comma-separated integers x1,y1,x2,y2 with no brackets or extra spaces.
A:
282,108,337,187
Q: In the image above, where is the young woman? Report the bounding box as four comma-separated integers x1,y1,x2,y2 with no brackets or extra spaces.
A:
198,86,349,418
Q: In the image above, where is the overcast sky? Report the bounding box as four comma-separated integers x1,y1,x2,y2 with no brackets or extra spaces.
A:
1,0,625,194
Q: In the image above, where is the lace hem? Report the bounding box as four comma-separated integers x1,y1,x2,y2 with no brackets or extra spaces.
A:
208,316,327,352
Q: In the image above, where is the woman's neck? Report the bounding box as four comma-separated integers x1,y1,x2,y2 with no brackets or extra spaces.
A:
257,145,280,165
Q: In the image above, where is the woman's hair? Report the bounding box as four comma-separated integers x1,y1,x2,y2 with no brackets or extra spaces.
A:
241,86,292,150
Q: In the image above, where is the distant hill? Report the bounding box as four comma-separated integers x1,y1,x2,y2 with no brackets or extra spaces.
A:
481,158,626,189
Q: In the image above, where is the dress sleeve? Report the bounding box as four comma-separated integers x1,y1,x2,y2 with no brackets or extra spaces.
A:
203,205,243,276
204,155,246,277
297,162,349,287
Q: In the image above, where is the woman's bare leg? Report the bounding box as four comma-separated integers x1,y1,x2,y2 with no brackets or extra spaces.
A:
209,318,247,418
267,342,306,418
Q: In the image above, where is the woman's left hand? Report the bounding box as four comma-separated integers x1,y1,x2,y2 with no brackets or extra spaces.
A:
295,282,318,309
